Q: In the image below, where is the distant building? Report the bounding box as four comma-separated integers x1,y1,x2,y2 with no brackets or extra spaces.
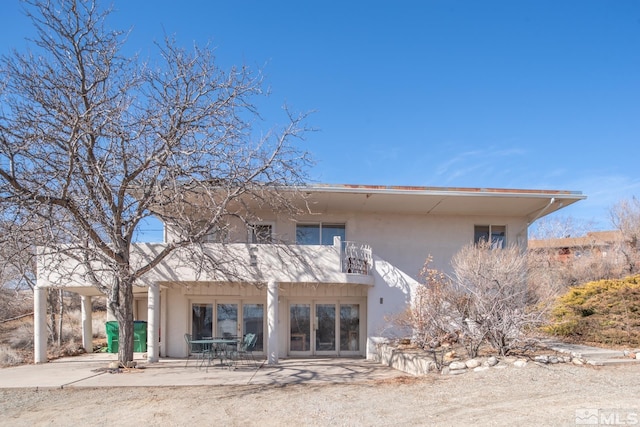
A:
528,230,624,262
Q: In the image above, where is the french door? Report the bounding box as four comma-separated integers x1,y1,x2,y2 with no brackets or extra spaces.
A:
289,301,361,356
191,300,264,352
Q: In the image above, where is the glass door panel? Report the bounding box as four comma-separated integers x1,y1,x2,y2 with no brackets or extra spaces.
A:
290,304,311,352
191,303,213,339
340,304,360,352
216,303,238,339
243,303,264,352
315,304,336,352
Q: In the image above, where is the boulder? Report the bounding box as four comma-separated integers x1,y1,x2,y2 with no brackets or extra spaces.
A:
465,359,481,369
534,355,549,364
449,361,467,371
513,360,527,368
486,356,499,367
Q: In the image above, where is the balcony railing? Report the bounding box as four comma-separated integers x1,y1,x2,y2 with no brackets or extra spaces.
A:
340,240,372,275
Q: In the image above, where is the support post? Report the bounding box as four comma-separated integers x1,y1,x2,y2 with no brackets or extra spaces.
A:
147,283,160,362
34,286,48,364
81,295,93,352
267,280,279,365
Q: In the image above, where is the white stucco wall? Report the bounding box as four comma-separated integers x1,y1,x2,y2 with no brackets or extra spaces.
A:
37,207,530,360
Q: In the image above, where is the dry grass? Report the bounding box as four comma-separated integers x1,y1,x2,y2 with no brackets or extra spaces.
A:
0,293,108,367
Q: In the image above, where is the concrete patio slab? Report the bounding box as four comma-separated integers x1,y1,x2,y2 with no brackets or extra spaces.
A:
0,353,406,389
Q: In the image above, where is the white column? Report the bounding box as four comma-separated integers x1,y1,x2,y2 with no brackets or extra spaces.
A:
33,286,48,364
81,295,93,352
267,280,279,365
147,283,160,362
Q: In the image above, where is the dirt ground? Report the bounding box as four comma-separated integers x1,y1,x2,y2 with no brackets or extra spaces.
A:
1,362,639,427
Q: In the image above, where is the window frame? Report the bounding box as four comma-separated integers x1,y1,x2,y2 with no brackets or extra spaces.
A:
295,223,346,245
474,224,506,249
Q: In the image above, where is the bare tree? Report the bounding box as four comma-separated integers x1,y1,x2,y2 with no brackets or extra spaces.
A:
610,197,640,273
529,215,594,240
0,0,311,363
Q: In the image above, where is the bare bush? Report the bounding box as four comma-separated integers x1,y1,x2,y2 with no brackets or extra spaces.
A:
451,242,547,357
8,323,33,350
0,345,24,367
398,256,460,350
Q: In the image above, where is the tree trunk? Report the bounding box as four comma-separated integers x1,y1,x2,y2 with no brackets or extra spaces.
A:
47,290,57,344
57,289,64,347
112,280,135,364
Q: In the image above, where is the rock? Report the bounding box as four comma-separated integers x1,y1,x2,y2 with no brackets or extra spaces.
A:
473,366,489,373
465,359,481,369
449,368,467,375
548,356,559,364
513,360,527,368
449,361,467,371
441,367,450,375
572,358,584,365
108,361,120,369
503,357,517,364
534,355,549,364
486,356,499,367
125,361,137,368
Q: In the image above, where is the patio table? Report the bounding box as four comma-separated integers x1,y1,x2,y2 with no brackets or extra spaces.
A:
190,338,239,370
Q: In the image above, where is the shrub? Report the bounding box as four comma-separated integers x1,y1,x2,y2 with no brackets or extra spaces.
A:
0,345,24,367
451,242,546,356
8,323,33,349
545,275,640,346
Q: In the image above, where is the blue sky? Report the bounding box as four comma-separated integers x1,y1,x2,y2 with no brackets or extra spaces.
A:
2,1,639,236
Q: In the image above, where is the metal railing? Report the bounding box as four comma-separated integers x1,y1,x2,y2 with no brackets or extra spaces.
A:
340,240,373,275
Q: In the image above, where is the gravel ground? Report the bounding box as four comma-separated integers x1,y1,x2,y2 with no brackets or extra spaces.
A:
1,362,639,426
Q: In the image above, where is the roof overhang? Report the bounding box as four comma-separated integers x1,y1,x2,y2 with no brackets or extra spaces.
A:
293,184,586,222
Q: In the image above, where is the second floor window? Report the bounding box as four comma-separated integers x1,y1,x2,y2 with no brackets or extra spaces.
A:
296,223,345,245
474,225,506,249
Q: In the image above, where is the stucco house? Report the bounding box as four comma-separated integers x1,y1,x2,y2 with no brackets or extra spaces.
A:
34,184,585,364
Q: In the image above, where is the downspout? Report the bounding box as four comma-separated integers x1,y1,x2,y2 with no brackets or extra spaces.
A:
518,197,557,245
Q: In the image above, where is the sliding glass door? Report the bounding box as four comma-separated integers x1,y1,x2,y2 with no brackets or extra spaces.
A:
289,301,362,356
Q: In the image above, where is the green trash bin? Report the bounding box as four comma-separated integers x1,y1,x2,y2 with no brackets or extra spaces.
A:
105,321,148,353
133,321,147,352
105,321,119,353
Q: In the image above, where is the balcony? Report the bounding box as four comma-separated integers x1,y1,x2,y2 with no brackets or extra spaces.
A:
340,240,372,275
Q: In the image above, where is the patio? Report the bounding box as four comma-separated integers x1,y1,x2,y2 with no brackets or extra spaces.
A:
0,353,406,389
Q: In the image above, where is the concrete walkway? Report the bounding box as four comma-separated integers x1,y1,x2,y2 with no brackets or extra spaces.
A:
541,339,640,366
0,354,406,389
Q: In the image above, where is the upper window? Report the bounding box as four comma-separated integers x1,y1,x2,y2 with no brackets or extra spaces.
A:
249,224,273,244
474,225,506,249
296,223,345,245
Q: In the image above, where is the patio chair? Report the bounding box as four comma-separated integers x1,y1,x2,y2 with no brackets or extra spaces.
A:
184,333,206,367
230,333,258,367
